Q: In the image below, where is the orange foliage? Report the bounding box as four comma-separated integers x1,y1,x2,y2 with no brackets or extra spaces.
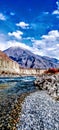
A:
45,68,59,74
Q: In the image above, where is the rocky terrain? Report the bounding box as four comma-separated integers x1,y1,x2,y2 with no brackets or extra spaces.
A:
0,50,20,75
34,73,59,100
18,91,59,130
4,46,59,69
17,72,59,130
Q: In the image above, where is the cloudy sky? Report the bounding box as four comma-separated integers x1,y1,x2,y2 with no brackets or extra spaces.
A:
0,0,59,59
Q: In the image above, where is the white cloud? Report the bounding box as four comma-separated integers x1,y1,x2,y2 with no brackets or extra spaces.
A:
56,1,59,10
31,30,59,59
0,34,8,50
0,40,32,52
0,33,32,51
7,40,32,51
0,30,59,59
16,21,29,29
0,13,6,21
52,1,59,15
42,30,59,39
8,30,23,39
7,30,59,59
52,10,59,15
23,37,35,41
10,12,15,16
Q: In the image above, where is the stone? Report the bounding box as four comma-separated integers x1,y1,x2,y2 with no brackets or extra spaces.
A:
34,73,59,99
18,91,59,130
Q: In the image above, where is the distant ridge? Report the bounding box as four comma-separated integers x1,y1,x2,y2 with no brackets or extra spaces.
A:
4,47,59,69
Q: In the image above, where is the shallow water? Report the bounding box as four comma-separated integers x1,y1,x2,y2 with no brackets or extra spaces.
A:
0,76,36,101
0,76,36,129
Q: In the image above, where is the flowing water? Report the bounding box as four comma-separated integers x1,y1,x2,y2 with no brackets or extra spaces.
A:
0,76,36,102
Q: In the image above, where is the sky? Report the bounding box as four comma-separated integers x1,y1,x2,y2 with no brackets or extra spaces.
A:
0,0,59,59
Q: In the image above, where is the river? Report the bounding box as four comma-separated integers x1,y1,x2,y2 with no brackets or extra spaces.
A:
0,76,36,129
0,76,36,101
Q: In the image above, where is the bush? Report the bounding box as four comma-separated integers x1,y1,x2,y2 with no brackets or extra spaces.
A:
45,68,59,74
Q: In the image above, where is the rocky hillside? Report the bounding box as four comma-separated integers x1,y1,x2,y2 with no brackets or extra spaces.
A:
4,47,59,69
0,50,20,75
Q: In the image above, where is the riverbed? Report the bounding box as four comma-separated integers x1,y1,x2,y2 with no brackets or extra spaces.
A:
0,76,36,129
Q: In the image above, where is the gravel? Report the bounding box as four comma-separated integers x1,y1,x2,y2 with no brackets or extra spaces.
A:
18,91,59,130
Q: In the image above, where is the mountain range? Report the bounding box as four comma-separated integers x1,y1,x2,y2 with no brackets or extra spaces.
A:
4,47,59,69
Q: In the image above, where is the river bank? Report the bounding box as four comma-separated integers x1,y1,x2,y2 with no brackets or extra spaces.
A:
18,91,59,130
0,76,36,130
0,92,31,130
0,74,59,130
18,73,59,130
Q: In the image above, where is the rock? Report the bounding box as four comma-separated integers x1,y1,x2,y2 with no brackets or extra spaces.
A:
0,50,20,75
34,77,45,89
18,91,59,130
34,74,59,99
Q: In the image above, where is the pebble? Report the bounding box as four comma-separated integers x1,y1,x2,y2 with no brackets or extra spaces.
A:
0,93,28,130
18,91,59,130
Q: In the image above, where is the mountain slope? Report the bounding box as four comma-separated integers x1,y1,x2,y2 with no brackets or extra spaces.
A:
0,50,20,74
4,47,59,69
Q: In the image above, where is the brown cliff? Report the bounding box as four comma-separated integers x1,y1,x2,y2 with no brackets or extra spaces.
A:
0,50,20,75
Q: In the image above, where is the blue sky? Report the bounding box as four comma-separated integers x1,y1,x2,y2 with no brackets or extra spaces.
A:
0,0,59,59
